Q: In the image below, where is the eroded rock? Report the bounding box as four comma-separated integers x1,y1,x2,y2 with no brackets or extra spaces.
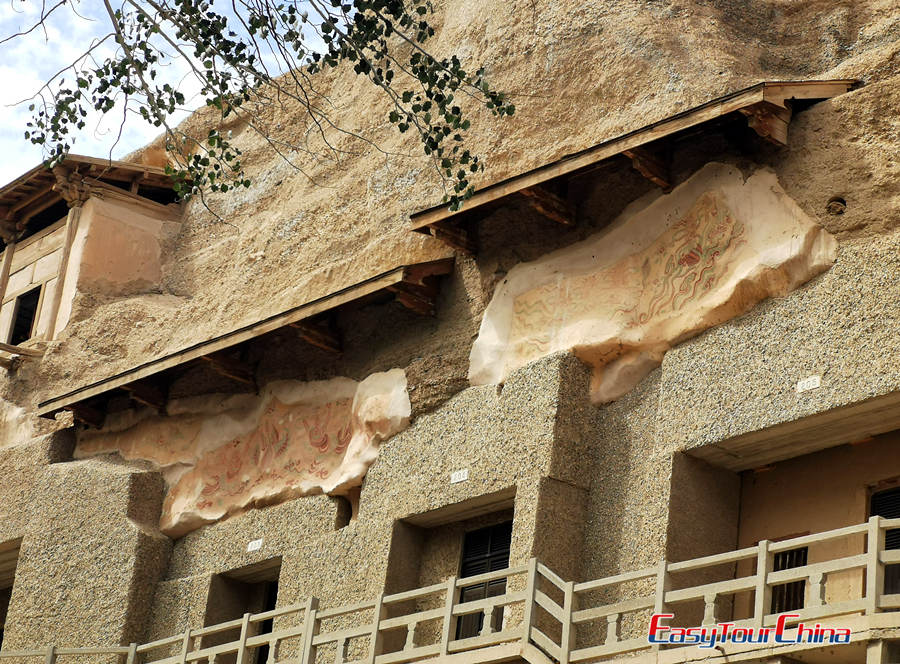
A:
469,163,838,402
75,369,410,536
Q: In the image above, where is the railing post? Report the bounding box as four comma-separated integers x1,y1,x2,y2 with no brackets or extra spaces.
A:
520,558,538,649
234,613,251,664
808,572,825,608
301,597,320,664
753,540,772,627
559,580,576,664
652,559,670,652
702,593,717,625
440,575,458,655
404,621,417,650
44,646,57,664
179,629,193,664
366,592,385,664
124,643,138,664
605,614,620,646
867,515,885,614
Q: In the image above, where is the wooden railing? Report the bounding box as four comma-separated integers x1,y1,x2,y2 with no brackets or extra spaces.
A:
3,516,900,664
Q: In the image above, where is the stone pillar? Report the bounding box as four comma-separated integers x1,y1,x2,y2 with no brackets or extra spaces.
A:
3,458,171,649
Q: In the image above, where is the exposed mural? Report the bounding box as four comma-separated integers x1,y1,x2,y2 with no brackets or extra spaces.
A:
76,369,410,536
469,163,839,402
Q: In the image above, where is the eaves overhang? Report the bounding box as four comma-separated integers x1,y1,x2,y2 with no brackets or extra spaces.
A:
409,79,857,253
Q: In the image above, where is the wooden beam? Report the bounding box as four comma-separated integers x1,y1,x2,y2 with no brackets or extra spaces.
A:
290,320,341,354
66,403,105,429
519,186,574,226
429,222,476,255
740,101,792,146
0,341,43,357
199,353,255,386
623,147,671,190
388,282,438,316
120,381,167,411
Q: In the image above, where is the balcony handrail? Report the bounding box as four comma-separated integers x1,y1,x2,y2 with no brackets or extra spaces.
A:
2,516,898,664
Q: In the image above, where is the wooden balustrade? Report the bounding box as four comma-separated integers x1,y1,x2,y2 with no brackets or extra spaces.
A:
3,517,900,664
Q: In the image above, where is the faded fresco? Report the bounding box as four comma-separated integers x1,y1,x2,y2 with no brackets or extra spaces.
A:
76,370,410,536
470,163,839,402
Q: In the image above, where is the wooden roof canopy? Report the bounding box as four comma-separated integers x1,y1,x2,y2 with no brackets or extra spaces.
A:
410,80,857,253
0,154,178,245
37,259,453,426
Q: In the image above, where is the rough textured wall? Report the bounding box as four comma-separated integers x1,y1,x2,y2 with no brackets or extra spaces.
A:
5,0,898,414
2,458,170,649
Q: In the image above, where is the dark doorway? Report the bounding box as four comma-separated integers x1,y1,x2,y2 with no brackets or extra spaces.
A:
456,521,512,639
203,559,281,664
871,486,900,593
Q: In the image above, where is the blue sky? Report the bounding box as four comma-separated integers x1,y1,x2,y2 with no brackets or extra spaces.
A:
0,1,199,184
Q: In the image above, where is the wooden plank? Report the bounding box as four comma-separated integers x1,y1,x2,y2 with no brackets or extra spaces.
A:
410,80,854,231
199,353,255,385
121,381,167,411
0,342,41,357
37,259,453,418
45,206,80,339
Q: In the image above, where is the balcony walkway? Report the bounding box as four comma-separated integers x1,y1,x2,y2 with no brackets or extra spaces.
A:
3,517,900,664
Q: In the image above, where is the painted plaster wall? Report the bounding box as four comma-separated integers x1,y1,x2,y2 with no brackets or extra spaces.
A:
470,164,837,403
75,370,411,536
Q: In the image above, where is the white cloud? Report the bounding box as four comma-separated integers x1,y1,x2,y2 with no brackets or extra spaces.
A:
0,0,194,184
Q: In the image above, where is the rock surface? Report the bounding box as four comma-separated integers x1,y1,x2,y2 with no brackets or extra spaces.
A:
469,163,838,402
75,369,410,536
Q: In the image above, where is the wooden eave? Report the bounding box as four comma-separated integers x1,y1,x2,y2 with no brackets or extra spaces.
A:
410,79,856,250
36,258,454,423
0,154,176,243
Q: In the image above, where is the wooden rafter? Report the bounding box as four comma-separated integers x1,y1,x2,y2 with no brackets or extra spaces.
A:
623,146,671,190
199,352,256,386
120,381,167,411
291,319,342,354
519,186,574,226
409,80,856,250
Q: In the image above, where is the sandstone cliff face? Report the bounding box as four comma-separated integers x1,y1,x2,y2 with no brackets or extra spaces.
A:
4,0,900,428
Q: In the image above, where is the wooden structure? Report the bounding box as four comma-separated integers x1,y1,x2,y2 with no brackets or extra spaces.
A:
409,80,856,253
0,154,176,242
2,516,898,664
0,155,178,361
36,259,454,427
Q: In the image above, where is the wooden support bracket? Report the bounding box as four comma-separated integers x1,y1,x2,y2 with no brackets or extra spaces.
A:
519,185,574,226
623,147,671,190
199,353,256,386
66,403,105,429
428,221,476,255
388,258,455,316
290,319,342,354
740,101,792,146
121,381,167,412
